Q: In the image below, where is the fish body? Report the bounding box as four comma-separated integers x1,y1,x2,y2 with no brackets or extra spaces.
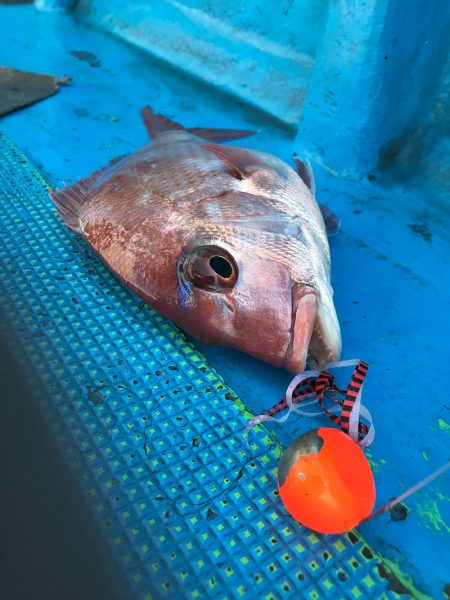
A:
50,107,341,372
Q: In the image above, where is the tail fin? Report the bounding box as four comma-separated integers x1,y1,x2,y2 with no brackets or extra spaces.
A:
141,105,256,142
49,156,126,233
49,182,85,233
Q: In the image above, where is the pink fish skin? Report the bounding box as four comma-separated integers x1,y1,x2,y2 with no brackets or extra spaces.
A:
50,106,341,373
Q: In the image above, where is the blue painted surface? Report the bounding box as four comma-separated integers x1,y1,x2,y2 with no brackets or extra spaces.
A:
296,0,450,177
35,0,76,13
1,3,449,598
76,0,322,126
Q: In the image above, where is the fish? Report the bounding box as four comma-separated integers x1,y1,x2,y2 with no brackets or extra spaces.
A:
49,106,341,373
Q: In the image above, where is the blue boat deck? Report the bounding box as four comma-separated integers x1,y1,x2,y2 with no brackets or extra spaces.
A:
0,4,449,599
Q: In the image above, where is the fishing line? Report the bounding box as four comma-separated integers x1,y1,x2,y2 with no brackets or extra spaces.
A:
362,460,450,523
245,360,449,528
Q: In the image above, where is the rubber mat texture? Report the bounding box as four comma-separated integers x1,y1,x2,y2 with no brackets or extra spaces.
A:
0,131,402,599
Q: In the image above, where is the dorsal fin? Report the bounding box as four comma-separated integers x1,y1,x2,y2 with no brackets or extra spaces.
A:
188,127,257,142
49,155,126,233
141,106,185,137
293,155,316,196
141,105,256,142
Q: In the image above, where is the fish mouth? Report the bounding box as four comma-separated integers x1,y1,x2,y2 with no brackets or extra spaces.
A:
308,296,342,369
284,284,341,373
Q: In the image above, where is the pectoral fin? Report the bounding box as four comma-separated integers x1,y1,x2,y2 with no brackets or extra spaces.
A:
293,155,316,195
293,155,341,235
201,143,270,180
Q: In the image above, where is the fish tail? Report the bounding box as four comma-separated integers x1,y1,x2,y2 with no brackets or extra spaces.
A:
49,180,86,234
49,156,127,234
141,105,256,142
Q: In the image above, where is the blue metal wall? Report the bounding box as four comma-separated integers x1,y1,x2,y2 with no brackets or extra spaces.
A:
297,0,450,177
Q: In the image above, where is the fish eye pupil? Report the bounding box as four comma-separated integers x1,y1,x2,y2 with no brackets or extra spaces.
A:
209,255,233,278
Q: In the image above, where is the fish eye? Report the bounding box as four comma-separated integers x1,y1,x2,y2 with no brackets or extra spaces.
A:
184,245,238,292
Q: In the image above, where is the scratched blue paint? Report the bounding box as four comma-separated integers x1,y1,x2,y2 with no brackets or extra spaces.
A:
296,0,450,177
75,0,326,126
2,2,449,598
35,0,76,12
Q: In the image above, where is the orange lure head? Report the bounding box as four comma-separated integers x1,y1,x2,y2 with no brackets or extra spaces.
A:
277,427,375,534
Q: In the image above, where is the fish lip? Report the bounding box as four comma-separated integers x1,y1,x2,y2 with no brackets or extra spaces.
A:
284,285,319,373
284,284,342,373
308,299,342,368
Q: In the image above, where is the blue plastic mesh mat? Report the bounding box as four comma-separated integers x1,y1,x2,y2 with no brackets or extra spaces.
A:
0,132,401,599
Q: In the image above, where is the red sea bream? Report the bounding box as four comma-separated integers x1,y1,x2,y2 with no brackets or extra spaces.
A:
50,107,341,372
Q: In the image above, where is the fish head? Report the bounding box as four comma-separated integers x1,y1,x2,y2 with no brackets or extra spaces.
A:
163,227,341,374
175,237,307,369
